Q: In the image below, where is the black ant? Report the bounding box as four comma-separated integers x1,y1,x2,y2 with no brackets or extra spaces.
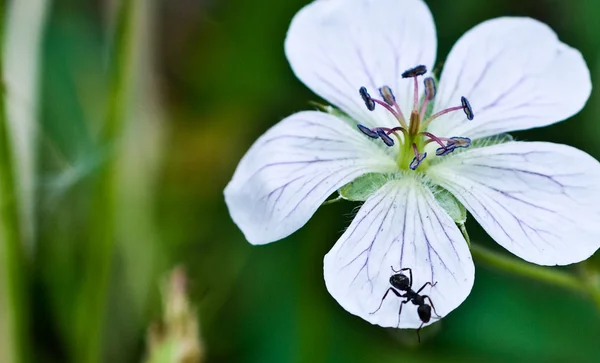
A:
371,266,440,342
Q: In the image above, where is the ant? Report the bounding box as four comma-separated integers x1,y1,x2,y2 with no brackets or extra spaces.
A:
371,266,440,342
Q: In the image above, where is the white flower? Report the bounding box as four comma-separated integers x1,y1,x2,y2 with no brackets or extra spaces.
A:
224,0,600,330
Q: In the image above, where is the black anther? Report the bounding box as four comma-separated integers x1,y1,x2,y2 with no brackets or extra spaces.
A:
461,96,474,120
379,86,396,106
402,65,427,78
376,129,395,147
424,77,436,101
357,124,379,139
359,86,376,111
409,152,427,170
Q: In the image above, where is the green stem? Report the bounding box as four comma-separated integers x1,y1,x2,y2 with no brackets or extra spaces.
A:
458,223,470,247
0,1,28,363
74,1,135,362
470,243,588,295
321,196,343,206
586,282,600,312
577,262,600,312
472,243,600,314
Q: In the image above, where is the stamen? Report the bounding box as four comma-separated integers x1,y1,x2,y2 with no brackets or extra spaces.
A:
409,143,427,170
427,106,464,121
461,96,474,120
357,124,379,139
420,77,436,118
359,86,376,111
384,127,407,138
400,66,427,111
353,70,470,169
379,86,396,106
358,86,407,127
434,136,472,156
402,65,427,78
421,95,475,130
357,124,406,146
376,128,395,147
436,145,456,157
422,131,456,156
421,132,445,148
424,77,436,101
449,136,471,148
380,127,407,146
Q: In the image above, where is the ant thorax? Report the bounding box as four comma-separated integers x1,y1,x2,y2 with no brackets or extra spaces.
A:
411,294,425,306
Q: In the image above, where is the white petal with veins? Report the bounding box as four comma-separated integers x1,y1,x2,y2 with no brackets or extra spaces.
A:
285,0,436,129
324,178,474,328
224,111,397,245
428,142,600,265
429,17,591,140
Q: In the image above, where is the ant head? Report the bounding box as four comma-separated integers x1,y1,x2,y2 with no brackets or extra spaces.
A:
389,273,410,290
417,304,432,323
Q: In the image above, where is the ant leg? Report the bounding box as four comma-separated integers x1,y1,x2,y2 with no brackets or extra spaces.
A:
423,295,441,318
370,288,402,314
396,298,410,327
416,321,424,343
415,281,437,294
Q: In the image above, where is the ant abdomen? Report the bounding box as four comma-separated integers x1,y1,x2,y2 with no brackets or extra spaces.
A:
417,304,432,323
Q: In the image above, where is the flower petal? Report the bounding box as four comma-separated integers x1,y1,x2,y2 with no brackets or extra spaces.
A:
429,17,591,140
428,142,600,265
324,178,474,328
224,111,397,245
285,0,437,129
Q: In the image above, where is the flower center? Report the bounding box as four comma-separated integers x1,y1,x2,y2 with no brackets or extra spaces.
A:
356,65,474,171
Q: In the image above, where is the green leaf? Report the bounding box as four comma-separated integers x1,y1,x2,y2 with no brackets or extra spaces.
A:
338,173,388,202
433,187,467,224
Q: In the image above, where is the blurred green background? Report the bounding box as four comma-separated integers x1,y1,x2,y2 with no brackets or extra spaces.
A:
1,0,600,362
